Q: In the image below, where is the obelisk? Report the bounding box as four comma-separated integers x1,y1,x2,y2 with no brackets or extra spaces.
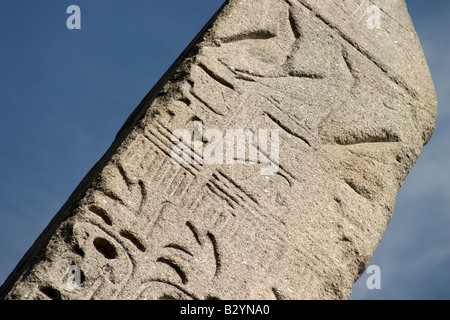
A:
0,0,436,299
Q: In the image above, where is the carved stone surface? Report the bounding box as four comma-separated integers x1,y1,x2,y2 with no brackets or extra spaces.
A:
0,0,436,300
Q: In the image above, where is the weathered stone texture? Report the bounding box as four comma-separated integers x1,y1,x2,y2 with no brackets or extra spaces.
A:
0,0,436,300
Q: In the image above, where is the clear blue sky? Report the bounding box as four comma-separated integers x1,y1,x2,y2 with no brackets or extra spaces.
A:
0,0,449,299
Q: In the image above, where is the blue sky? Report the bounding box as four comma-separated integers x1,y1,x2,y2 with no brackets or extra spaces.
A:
0,0,448,299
